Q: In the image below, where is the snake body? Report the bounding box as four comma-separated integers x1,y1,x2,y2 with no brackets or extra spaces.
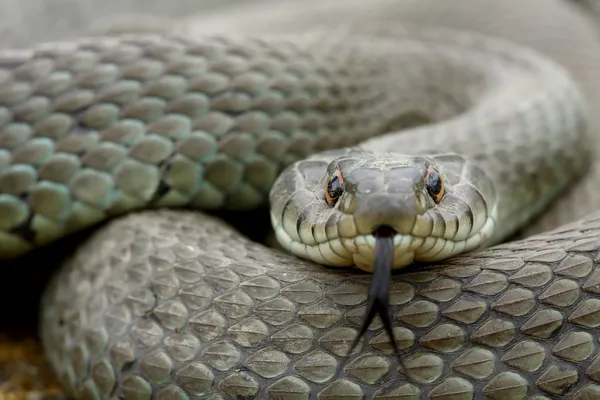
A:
2,0,600,399
268,29,588,271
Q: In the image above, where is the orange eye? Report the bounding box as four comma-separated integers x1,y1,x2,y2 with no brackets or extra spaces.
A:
325,169,344,207
425,167,444,203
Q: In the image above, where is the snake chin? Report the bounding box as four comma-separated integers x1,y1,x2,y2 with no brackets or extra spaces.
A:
271,205,498,271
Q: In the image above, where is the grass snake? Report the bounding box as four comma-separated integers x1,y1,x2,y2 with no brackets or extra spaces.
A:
3,0,600,398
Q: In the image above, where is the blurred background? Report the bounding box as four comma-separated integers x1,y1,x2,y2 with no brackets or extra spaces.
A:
0,0,229,48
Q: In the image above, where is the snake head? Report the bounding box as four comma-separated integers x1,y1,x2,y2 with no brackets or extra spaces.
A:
270,148,497,272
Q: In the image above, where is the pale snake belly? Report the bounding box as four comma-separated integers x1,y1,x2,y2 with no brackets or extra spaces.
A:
3,0,600,399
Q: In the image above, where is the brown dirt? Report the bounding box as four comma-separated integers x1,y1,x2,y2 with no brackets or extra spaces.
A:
0,337,64,400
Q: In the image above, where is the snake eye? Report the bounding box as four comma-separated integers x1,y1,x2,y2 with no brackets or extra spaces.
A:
325,169,344,207
425,167,444,203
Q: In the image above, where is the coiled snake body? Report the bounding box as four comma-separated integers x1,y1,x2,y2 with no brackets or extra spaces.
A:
3,0,600,399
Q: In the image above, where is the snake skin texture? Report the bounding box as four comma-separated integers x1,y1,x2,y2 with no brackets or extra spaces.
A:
2,0,600,399
42,209,600,399
0,33,396,258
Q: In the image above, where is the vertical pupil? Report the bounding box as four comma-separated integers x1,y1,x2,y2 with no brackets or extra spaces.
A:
427,172,441,194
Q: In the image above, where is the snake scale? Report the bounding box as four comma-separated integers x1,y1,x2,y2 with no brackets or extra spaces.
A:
3,0,600,399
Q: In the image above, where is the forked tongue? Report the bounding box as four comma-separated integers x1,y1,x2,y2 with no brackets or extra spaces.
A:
344,226,402,362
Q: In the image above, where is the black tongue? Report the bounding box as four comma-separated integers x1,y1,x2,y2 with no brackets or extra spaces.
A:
345,226,401,360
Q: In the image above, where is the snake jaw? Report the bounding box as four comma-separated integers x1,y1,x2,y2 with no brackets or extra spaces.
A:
271,211,497,271
346,225,402,360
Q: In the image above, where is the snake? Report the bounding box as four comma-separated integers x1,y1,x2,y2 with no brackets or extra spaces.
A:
3,0,600,398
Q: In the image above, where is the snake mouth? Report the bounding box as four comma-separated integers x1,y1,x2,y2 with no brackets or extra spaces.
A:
347,225,402,360
371,225,398,237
